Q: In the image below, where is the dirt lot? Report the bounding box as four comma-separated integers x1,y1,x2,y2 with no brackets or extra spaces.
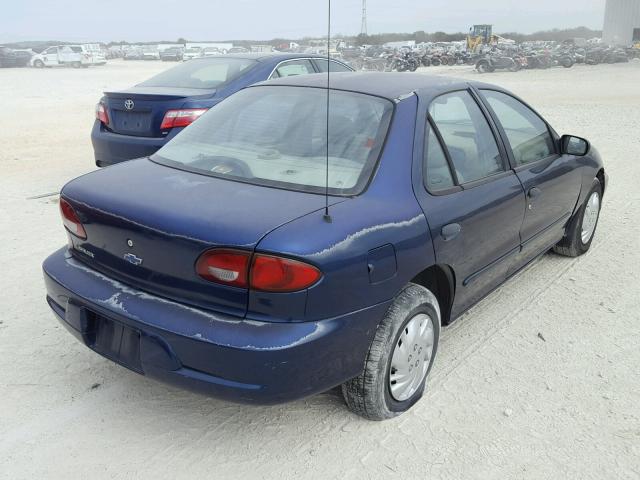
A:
1,60,639,479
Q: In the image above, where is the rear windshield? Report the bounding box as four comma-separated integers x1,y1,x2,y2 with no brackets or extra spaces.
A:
152,86,393,195
138,58,256,89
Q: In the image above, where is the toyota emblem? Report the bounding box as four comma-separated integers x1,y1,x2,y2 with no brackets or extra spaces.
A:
124,99,134,110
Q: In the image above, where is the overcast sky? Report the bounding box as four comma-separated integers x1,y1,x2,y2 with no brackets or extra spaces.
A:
1,0,606,43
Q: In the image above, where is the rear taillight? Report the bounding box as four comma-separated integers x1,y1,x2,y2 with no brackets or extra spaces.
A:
59,198,87,239
195,249,250,288
95,102,109,125
250,255,322,293
160,108,208,130
195,249,322,292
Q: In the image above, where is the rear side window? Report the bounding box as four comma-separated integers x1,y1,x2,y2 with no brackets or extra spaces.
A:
271,59,315,79
429,91,504,184
139,58,257,89
424,127,455,191
481,90,555,166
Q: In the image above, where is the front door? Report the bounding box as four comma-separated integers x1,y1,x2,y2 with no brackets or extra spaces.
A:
415,90,526,316
43,47,59,66
477,89,582,265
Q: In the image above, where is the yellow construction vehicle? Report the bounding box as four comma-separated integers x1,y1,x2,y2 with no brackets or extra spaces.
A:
467,25,497,53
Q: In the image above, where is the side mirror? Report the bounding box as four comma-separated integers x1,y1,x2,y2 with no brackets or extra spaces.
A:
561,135,590,156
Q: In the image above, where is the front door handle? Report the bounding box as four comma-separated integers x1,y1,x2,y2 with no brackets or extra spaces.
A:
441,223,462,242
528,187,542,199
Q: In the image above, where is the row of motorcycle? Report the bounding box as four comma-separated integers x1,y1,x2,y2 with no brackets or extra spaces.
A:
343,44,637,74
475,45,634,73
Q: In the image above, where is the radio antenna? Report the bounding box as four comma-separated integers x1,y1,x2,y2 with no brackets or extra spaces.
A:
323,0,332,223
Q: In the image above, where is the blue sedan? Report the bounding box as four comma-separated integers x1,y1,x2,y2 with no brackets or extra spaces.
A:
45,73,606,419
91,53,353,166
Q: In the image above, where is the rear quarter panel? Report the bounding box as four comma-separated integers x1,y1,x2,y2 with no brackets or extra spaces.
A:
252,95,436,322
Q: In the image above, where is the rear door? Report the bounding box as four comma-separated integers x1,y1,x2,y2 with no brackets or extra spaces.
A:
477,89,582,265
414,89,526,315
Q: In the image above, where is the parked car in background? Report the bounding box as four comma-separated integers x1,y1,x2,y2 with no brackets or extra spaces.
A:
228,46,249,54
202,47,221,57
31,45,83,68
141,46,160,60
124,49,144,61
182,47,202,61
79,44,107,65
45,73,606,420
0,46,18,67
160,47,183,61
91,53,353,166
12,49,34,67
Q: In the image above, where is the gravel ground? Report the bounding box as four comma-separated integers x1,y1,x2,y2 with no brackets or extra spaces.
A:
1,60,639,479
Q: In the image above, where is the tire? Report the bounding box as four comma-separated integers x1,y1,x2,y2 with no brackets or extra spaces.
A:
342,283,441,421
477,61,490,73
33,59,44,68
553,179,602,257
561,57,574,68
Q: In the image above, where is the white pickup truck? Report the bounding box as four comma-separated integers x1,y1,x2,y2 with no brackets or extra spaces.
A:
31,45,106,68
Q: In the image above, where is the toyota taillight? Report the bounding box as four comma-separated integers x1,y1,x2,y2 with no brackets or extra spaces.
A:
59,198,87,239
95,102,109,125
195,249,322,292
160,108,208,130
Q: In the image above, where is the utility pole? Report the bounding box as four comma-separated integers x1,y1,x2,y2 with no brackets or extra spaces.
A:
360,0,368,36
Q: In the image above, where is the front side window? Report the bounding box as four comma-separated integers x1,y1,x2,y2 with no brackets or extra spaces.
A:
138,58,257,89
153,86,393,195
429,91,504,184
481,90,555,166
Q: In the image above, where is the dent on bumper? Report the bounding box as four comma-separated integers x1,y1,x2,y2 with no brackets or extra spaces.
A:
43,248,388,404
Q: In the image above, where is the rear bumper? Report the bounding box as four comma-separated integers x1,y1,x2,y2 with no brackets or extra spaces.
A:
43,248,387,404
91,120,182,167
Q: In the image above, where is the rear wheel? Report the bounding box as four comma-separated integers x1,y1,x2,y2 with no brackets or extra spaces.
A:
553,179,602,257
477,61,492,73
342,283,440,420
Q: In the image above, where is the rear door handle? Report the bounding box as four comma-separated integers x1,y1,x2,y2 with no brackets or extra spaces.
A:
441,223,462,242
528,187,542,199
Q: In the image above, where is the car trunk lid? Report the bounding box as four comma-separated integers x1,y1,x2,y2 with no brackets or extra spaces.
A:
103,87,215,138
61,159,337,317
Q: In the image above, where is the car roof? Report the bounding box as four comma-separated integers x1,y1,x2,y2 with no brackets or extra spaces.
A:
255,72,492,101
191,52,330,62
